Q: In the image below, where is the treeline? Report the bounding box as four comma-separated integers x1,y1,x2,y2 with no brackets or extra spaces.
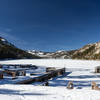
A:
72,45,96,60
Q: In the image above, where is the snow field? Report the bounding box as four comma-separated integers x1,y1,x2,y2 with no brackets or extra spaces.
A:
0,59,100,100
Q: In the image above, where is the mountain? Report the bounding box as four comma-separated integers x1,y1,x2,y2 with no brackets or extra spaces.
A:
28,42,100,60
0,37,40,59
2,36,100,60
28,50,75,59
72,42,100,60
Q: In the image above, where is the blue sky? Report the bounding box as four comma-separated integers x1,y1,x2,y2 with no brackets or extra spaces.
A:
0,0,100,51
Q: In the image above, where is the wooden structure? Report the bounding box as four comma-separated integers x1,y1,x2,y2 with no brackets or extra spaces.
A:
4,69,26,78
67,81,74,89
0,65,3,68
0,71,3,79
95,66,100,73
91,81,100,90
16,68,66,84
46,67,56,72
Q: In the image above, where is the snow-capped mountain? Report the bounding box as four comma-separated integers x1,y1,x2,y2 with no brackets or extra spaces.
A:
28,41,100,60
1,36,100,60
28,50,74,59
0,37,14,47
28,50,45,56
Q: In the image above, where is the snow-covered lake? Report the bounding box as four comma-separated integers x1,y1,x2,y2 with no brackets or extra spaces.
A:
0,59,100,69
0,59,100,100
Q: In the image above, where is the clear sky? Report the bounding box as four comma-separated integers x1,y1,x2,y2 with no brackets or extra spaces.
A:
0,0,100,51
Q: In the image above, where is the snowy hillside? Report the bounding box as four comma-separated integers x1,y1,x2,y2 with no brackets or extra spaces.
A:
0,37,14,47
28,50,73,59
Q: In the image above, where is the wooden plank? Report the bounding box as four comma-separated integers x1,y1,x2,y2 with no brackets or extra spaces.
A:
16,68,66,84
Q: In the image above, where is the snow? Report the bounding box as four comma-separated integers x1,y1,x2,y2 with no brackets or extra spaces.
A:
0,59,100,100
1,59,100,69
1,38,6,42
56,50,65,53
0,85,100,100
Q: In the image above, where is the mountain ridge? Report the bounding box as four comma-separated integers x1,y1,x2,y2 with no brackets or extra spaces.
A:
28,42,100,60
0,37,40,59
1,36,100,60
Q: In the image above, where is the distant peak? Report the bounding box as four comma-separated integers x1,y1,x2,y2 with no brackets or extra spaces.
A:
0,37,6,42
56,50,65,53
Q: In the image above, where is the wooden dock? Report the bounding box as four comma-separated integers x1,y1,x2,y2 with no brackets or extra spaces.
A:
16,68,65,84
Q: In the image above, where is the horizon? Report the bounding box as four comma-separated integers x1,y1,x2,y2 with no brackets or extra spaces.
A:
0,0,100,52
3,35,100,52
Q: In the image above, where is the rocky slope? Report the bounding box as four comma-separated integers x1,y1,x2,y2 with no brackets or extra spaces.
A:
72,42,100,60
0,37,40,59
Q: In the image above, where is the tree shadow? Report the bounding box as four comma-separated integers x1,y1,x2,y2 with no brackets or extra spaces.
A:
49,72,100,88
66,68,90,71
49,72,72,87
67,75,100,79
0,88,49,96
52,72,72,80
49,79,100,88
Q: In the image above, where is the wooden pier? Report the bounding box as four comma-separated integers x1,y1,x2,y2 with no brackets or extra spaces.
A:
16,68,65,84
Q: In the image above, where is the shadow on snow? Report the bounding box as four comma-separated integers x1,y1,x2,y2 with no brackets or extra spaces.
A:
0,88,49,96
